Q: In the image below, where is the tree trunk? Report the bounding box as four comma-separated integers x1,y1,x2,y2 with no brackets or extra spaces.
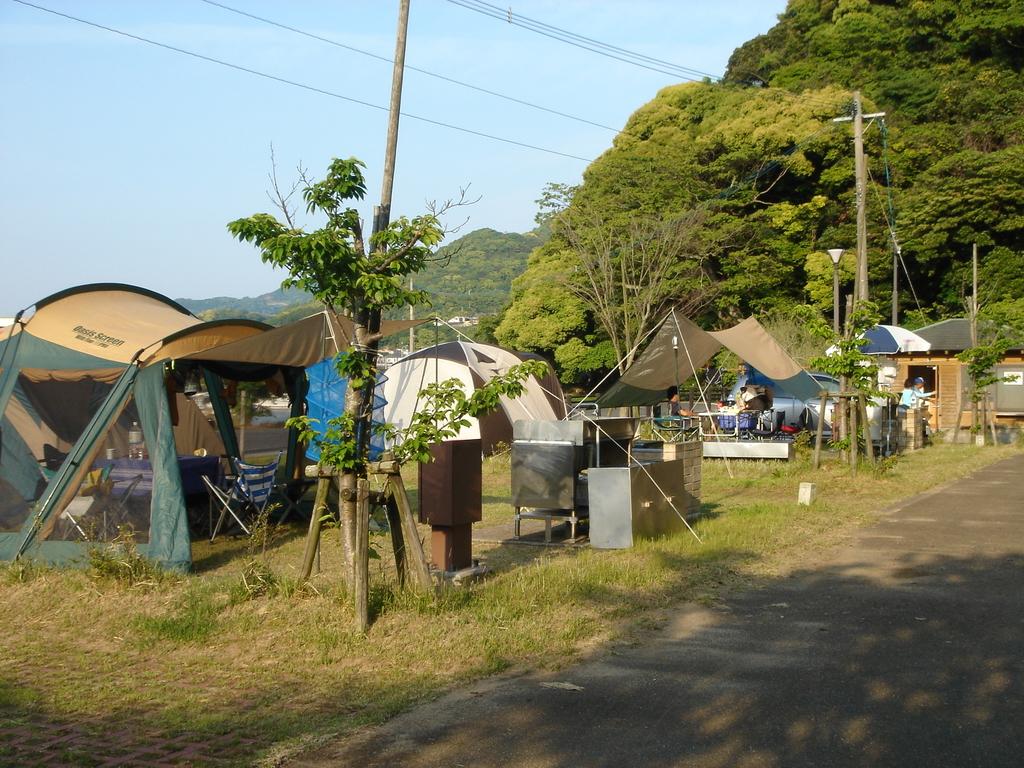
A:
336,317,377,587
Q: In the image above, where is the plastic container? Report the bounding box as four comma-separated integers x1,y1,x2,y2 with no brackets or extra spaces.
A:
128,421,144,459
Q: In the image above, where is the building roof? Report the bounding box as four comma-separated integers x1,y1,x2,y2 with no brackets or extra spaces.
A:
915,318,973,351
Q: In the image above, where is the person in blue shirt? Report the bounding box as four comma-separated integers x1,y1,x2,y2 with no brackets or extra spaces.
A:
900,376,934,409
898,377,916,409
665,386,695,417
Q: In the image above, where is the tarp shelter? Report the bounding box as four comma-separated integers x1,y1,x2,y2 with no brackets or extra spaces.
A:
379,340,567,454
183,308,426,464
599,312,822,407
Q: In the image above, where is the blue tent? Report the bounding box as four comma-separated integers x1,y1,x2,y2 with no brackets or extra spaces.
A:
305,357,385,462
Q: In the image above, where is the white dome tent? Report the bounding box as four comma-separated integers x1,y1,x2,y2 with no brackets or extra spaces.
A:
378,340,566,454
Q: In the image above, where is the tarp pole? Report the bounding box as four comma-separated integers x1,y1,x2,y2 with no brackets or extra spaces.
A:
0,313,27,418
202,368,239,460
672,312,733,479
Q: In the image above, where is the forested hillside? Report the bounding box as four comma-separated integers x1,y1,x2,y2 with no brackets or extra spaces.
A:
496,0,1023,384
400,227,541,320
179,228,539,329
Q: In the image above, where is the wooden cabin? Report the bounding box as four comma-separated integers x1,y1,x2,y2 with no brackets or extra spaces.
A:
889,318,1024,436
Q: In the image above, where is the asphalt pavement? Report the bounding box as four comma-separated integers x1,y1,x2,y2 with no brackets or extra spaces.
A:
288,453,1024,768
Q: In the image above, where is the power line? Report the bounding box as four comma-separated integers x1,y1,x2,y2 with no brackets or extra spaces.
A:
453,0,720,80
11,0,594,163
201,1,846,149
446,0,852,114
447,0,717,82
199,0,625,137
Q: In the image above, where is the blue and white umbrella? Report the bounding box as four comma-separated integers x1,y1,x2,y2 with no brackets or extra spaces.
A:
860,325,931,354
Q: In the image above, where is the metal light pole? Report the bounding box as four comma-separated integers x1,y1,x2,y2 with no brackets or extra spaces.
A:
828,248,845,335
672,335,680,415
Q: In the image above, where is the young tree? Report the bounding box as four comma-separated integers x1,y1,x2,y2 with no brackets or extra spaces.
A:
957,339,1013,439
556,204,717,373
806,301,882,469
228,157,542,590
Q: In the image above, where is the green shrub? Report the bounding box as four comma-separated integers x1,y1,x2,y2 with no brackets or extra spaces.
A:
86,529,174,589
1,558,50,585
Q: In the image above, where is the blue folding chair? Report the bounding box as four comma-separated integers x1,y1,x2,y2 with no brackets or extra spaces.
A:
204,453,282,541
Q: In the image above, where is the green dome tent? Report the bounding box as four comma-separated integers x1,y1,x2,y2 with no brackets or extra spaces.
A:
0,284,274,569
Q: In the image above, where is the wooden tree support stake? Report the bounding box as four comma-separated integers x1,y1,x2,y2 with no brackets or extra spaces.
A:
813,393,828,469
354,478,370,633
385,496,407,589
299,476,332,583
384,472,433,591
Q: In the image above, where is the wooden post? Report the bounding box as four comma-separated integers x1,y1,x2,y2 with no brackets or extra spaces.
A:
859,395,875,462
812,393,828,469
988,392,998,446
387,472,433,590
354,478,370,633
849,394,859,475
299,476,332,582
385,496,407,588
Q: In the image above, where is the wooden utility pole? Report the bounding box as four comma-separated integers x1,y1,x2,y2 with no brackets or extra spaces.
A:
971,242,980,438
892,244,900,325
353,0,411,627
853,92,868,304
373,0,411,239
832,94,885,306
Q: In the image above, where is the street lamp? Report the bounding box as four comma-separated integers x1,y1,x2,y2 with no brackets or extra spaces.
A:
827,248,845,335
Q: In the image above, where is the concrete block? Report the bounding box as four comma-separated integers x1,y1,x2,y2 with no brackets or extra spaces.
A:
798,482,817,506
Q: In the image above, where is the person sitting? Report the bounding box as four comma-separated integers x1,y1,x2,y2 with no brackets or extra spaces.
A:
665,386,696,418
739,384,773,412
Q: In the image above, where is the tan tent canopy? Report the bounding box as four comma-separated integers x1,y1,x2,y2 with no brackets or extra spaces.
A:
600,311,822,407
140,319,271,366
709,317,807,384
24,284,199,365
182,310,427,367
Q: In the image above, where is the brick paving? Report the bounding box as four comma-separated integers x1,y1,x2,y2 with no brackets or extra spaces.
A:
0,710,261,767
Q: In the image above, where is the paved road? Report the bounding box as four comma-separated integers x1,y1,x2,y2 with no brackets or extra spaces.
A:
236,426,289,456
289,454,1024,768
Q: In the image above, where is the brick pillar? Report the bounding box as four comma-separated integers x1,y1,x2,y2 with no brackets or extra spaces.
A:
662,440,702,518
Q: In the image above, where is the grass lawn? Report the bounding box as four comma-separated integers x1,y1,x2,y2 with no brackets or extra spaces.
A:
1,442,1019,766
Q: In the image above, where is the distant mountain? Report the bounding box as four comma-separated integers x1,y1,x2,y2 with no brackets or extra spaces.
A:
176,286,312,321
177,227,544,327
405,227,544,319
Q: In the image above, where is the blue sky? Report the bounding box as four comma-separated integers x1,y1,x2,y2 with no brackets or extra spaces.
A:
1,0,787,312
